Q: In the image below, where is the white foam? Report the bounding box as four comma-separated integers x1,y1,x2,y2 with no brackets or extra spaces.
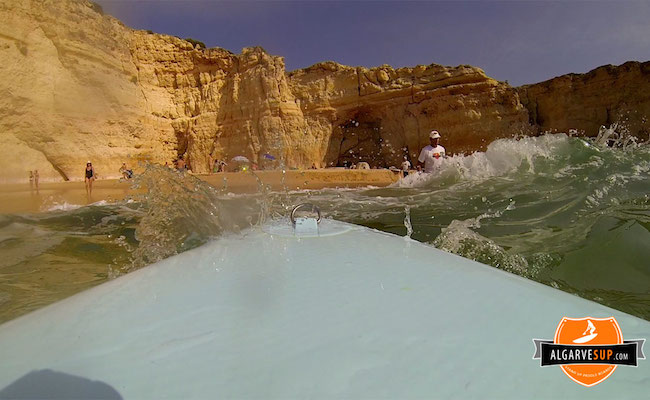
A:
41,199,110,212
394,133,571,188
42,202,83,212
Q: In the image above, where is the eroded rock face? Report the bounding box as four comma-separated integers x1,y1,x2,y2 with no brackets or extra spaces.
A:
128,35,309,174
0,0,179,182
289,62,530,167
1,0,647,182
130,40,531,172
0,0,530,181
518,62,650,141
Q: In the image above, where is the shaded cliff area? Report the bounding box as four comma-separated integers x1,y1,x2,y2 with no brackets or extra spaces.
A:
518,61,650,141
1,0,648,182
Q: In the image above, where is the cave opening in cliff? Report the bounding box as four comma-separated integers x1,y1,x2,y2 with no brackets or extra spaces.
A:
325,113,398,169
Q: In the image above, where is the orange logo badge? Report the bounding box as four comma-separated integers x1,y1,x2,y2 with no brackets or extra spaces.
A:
556,317,622,386
533,317,646,387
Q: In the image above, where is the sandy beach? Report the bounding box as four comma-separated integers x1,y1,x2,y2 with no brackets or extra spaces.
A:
0,169,401,214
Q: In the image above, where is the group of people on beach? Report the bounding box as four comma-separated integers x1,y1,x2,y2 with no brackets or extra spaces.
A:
338,130,447,175
77,129,446,197
28,170,40,192
212,159,227,172
83,161,133,197
119,163,134,180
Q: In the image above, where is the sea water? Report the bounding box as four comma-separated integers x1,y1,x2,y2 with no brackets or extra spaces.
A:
0,132,649,323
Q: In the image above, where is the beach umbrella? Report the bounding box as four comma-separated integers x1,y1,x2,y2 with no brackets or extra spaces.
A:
263,153,276,160
231,156,250,163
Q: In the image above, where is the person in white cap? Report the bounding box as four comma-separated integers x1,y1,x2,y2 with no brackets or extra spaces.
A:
417,130,446,173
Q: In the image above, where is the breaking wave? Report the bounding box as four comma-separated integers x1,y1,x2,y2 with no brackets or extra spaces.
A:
432,210,531,276
115,164,269,274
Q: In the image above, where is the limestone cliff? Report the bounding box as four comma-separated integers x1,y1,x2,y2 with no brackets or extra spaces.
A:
126,32,531,173
1,0,648,183
0,0,171,182
289,62,529,167
0,0,530,182
517,61,650,140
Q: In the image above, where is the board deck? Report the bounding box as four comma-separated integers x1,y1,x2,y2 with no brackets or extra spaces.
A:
0,219,648,398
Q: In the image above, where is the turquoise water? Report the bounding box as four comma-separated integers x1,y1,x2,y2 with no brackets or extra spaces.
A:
1,132,649,323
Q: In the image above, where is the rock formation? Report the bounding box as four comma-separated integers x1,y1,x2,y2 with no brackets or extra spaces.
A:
289,62,529,168
0,0,648,182
0,0,166,182
517,61,650,141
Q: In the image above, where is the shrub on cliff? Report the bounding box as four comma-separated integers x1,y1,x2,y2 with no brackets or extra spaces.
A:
89,1,104,15
185,38,206,49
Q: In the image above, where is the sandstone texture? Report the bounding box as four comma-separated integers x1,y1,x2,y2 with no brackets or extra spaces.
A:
0,0,168,182
1,0,648,183
517,61,650,141
289,62,529,168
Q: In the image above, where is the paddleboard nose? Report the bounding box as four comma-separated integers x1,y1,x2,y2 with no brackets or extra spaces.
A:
263,204,357,238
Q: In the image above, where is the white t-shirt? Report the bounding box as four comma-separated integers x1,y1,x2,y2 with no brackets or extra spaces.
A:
418,145,446,173
401,160,411,171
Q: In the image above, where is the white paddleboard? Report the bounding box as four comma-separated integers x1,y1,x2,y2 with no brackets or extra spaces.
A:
0,219,648,398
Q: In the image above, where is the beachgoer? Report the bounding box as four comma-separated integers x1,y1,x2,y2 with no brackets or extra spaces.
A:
176,156,186,171
34,170,39,191
211,158,225,173
215,160,228,172
119,163,133,179
401,157,411,177
417,130,446,173
29,171,34,190
84,161,96,196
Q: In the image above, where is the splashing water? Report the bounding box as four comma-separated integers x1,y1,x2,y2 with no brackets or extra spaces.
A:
404,206,413,239
122,164,269,274
125,166,225,271
273,132,650,319
594,122,646,149
1,132,649,323
432,211,529,276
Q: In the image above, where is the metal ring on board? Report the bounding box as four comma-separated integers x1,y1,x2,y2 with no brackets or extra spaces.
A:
290,203,322,226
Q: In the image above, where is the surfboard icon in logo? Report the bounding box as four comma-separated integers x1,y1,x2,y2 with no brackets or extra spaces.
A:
572,319,598,344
